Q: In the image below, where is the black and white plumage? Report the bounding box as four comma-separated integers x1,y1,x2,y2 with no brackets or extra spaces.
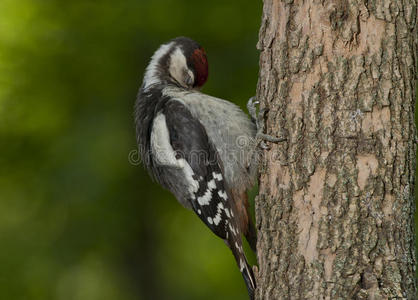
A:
135,37,257,299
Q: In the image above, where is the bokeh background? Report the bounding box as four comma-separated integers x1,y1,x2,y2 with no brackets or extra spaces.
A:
0,0,261,299
0,1,416,300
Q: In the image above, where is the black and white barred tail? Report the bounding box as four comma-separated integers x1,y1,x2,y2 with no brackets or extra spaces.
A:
242,260,256,300
225,222,256,300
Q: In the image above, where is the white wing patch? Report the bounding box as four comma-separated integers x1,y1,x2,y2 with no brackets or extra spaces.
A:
150,113,198,197
197,188,212,206
207,179,216,190
212,202,224,225
151,113,182,168
197,179,216,205
213,172,223,181
182,159,199,197
218,190,227,200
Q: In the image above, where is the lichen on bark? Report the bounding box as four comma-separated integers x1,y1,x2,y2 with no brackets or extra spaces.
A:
255,1,417,299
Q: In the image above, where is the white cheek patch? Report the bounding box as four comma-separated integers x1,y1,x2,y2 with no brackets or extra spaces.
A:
143,42,173,90
169,48,194,88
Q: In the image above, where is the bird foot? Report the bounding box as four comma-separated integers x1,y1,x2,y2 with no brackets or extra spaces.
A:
247,97,287,149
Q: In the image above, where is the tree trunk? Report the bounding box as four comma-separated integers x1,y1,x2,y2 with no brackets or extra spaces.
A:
255,1,417,299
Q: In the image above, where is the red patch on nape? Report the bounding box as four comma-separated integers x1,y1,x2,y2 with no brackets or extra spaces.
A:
191,48,208,87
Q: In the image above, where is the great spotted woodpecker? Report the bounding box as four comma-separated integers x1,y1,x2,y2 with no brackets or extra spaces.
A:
134,37,258,299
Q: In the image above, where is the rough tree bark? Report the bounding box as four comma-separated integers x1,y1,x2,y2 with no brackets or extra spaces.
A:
255,1,417,299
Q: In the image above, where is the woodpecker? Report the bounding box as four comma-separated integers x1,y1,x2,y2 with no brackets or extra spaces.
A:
134,37,258,299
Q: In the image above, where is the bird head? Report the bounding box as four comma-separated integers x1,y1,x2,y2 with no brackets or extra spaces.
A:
143,37,209,90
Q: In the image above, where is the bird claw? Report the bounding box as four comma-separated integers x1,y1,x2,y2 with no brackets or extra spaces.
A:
247,96,265,132
247,97,259,122
247,96,287,149
256,133,287,143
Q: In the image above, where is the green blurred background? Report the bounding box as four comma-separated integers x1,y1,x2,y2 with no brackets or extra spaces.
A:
0,1,416,300
0,0,261,299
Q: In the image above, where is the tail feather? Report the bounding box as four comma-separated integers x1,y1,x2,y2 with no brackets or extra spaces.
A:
241,259,256,300
226,226,256,300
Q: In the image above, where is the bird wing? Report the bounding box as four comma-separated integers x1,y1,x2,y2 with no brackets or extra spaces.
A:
160,99,236,239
